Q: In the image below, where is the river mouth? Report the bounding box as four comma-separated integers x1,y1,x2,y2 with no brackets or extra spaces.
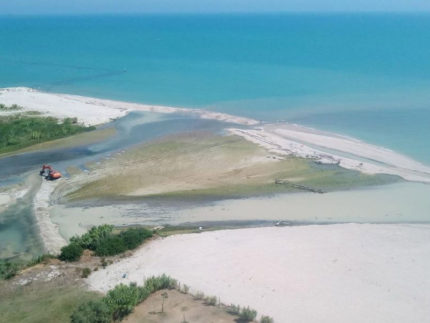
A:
0,111,233,260
1,111,429,261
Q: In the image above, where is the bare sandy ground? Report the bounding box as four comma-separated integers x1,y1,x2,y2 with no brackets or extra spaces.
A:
87,224,430,323
0,87,257,126
124,289,237,323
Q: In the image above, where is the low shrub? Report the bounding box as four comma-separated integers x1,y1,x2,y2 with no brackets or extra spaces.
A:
70,299,112,323
182,284,190,294
227,304,241,315
94,235,127,256
144,274,177,293
0,261,20,280
205,296,217,306
260,315,274,323
81,267,91,278
67,225,153,258
71,225,114,250
59,243,83,262
239,306,257,322
194,291,205,300
104,283,139,321
27,254,55,266
119,228,153,250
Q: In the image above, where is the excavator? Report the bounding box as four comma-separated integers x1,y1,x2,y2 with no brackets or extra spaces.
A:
39,165,62,180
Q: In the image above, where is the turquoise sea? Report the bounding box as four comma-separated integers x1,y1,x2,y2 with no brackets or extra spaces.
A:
1,14,430,163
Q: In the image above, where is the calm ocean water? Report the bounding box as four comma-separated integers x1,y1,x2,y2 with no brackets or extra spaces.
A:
1,14,429,162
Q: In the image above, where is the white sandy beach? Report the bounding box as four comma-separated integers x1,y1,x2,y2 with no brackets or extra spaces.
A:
87,224,430,323
0,87,257,126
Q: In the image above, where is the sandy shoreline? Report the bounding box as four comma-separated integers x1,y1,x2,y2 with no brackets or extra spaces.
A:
229,125,430,183
87,224,430,323
0,87,257,126
33,180,67,254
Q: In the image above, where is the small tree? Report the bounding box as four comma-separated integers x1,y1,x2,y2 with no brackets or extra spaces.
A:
239,306,257,322
70,299,112,323
161,291,168,313
59,243,83,262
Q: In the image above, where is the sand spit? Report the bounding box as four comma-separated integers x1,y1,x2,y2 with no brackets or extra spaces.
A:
33,180,67,255
87,224,430,323
229,124,430,183
0,87,258,126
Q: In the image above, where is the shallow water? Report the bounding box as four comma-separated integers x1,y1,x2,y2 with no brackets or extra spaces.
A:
50,182,430,241
0,112,229,260
0,112,228,182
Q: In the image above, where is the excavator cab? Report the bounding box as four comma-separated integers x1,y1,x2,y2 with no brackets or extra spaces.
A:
40,164,62,180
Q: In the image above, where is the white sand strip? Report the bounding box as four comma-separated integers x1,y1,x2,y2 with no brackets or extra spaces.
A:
229,124,430,183
87,224,430,323
33,180,67,254
0,87,258,126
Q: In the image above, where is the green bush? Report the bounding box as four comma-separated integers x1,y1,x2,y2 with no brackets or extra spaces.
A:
68,225,152,258
81,267,91,278
70,299,112,323
94,235,127,256
260,315,274,323
119,228,153,250
71,225,114,250
144,274,177,293
59,243,83,262
205,296,217,306
227,304,241,315
239,306,257,322
0,260,20,280
103,283,139,321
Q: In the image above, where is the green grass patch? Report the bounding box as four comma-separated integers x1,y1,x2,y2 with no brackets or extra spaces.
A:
0,282,102,323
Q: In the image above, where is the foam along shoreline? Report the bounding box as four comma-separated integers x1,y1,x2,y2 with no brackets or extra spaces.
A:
86,224,430,323
0,87,258,126
229,124,430,183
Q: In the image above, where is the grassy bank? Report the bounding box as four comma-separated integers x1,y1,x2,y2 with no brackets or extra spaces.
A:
0,281,102,323
0,113,95,154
